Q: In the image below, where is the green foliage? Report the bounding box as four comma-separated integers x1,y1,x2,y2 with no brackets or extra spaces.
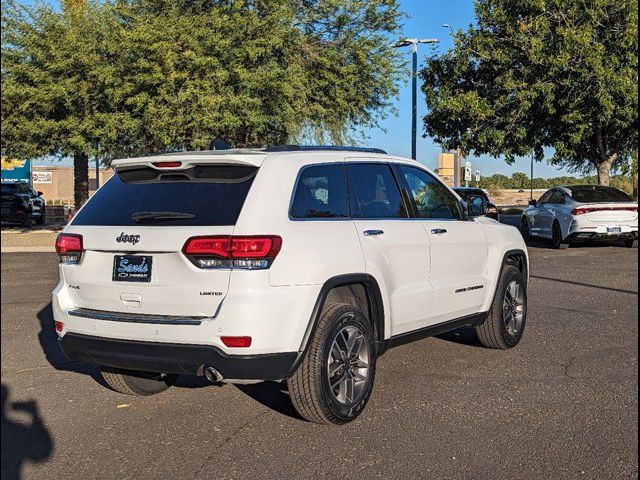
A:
1,0,403,157
421,0,638,185
478,172,634,194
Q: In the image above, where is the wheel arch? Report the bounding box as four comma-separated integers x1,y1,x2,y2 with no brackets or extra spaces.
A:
482,248,529,313
287,274,386,377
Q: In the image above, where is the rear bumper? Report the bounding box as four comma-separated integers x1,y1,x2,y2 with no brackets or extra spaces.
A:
59,333,297,380
567,230,638,242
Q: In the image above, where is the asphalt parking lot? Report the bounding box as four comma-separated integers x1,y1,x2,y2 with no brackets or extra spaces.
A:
1,235,638,479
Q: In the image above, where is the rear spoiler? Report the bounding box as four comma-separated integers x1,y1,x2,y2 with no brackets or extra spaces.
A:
112,152,267,170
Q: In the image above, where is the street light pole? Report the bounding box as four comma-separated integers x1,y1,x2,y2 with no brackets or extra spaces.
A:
530,151,534,201
394,38,439,160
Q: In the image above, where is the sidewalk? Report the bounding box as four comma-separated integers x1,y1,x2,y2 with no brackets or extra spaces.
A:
1,224,63,252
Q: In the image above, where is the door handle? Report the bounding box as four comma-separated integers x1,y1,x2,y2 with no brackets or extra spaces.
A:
431,228,448,235
363,230,384,237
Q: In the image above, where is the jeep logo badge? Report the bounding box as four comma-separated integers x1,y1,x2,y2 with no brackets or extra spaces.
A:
116,233,141,245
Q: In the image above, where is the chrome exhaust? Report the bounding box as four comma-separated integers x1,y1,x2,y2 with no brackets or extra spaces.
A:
204,366,223,383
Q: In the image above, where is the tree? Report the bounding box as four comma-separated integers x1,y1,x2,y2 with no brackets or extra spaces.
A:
2,0,403,208
2,0,134,208
421,0,638,186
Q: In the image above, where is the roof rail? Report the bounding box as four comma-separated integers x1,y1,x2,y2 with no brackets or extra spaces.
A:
264,145,387,155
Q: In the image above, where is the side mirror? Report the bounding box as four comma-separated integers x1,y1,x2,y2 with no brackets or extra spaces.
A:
528,199,537,207
466,195,487,218
37,191,43,197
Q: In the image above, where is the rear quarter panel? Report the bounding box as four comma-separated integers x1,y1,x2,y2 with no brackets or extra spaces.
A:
233,154,366,287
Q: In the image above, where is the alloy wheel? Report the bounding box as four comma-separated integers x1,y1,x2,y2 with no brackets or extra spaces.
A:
327,325,371,405
502,280,525,336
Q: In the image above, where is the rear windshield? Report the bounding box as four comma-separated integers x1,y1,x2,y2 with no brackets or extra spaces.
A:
568,186,633,203
72,165,258,226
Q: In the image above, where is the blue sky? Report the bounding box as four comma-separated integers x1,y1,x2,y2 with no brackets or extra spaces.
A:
363,0,574,179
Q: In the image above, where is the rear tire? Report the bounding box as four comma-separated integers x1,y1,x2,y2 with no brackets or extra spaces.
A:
625,239,638,248
476,266,527,349
552,221,569,250
100,366,176,396
287,303,376,425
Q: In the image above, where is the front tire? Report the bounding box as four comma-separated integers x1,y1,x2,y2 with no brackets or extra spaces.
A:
288,303,376,425
625,239,638,248
475,266,527,349
100,366,176,396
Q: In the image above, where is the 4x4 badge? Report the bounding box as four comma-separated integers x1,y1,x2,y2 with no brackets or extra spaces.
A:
116,233,140,245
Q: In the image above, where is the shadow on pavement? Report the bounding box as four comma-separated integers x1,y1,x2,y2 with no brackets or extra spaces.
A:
235,382,301,420
435,326,483,348
530,275,638,295
1,385,53,480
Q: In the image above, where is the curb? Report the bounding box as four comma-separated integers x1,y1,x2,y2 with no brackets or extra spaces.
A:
1,246,56,253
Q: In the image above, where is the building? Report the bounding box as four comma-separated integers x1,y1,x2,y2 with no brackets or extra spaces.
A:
32,165,114,207
436,150,461,187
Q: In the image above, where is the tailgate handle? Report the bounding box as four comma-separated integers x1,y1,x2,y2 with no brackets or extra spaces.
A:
120,293,142,308
363,230,384,237
431,228,448,235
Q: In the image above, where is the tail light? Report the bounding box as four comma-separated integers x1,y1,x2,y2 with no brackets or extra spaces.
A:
572,207,638,215
55,321,64,333
55,233,84,264
183,236,282,270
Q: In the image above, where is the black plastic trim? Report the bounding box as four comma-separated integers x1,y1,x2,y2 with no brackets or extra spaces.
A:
68,308,205,325
59,333,296,380
383,312,488,349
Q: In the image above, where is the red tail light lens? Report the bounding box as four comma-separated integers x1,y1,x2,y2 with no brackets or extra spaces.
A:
183,237,231,257
182,236,282,269
221,336,252,348
152,161,182,168
55,233,84,264
55,321,64,333
230,237,282,258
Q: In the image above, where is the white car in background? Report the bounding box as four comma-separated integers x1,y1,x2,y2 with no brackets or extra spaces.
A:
521,185,638,249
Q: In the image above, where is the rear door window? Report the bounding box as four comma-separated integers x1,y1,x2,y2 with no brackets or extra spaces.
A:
290,164,349,219
346,163,408,219
72,164,258,226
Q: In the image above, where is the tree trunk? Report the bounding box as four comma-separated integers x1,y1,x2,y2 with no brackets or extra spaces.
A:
596,156,616,186
73,152,89,210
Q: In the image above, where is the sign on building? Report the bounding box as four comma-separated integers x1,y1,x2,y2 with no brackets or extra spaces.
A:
33,171,53,184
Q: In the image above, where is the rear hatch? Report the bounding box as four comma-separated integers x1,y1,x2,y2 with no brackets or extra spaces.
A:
62,163,258,317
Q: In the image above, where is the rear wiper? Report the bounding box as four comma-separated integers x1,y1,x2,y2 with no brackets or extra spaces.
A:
131,211,196,222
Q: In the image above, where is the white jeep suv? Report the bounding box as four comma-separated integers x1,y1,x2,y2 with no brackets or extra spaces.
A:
53,147,529,424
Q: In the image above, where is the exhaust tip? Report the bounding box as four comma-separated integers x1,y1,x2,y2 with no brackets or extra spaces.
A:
204,366,223,383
